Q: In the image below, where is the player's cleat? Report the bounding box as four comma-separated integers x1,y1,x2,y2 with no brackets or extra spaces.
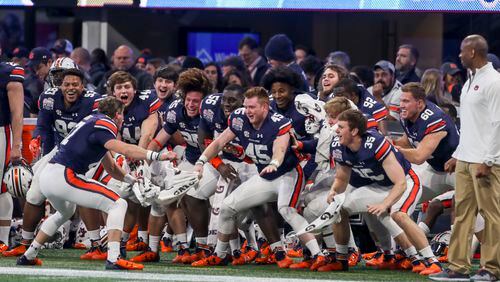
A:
275,250,294,269
16,255,42,266
160,237,173,253
120,240,127,259
348,248,361,267
191,254,229,267
73,242,87,249
375,256,398,270
419,262,443,276
411,259,426,273
242,247,259,262
395,257,413,270
81,246,107,260
362,250,379,260
182,244,211,264
437,247,448,263
172,248,190,264
105,258,144,270
255,249,275,265
287,246,303,258
289,258,312,269
310,253,329,271
130,249,160,263
365,251,384,267
126,238,148,252
2,244,27,257
317,259,349,272
0,241,8,253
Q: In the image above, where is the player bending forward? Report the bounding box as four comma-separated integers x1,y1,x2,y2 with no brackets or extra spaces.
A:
16,96,175,270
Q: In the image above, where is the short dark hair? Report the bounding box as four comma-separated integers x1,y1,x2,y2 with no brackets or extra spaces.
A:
238,36,259,50
300,55,322,76
399,44,420,63
333,78,360,99
108,71,137,95
244,86,269,105
261,66,303,91
338,109,367,136
98,96,124,118
61,68,85,82
223,83,245,96
401,82,426,101
154,65,179,83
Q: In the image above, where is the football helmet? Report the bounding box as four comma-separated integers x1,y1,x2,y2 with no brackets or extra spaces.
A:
3,160,33,198
48,57,78,87
430,230,451,257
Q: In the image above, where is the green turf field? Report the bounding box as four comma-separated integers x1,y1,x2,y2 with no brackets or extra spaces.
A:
0,249,467,281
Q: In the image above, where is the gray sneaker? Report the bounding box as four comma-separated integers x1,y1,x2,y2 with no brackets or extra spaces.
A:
429,268,470,281
470,269,498,281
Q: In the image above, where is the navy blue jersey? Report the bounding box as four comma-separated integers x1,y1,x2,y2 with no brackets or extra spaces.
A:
199,93,241,162
0,62,25,126
120,91,161,145
164,99,201,164
357,87,388,123
331,130,411,188
228,108,299,180
270,93,314,141
143,89,177,126
400,102,459,172
51,113,117,175
37,88,101,155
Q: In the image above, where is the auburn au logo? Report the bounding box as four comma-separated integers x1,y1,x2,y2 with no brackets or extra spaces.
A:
480,0,499,8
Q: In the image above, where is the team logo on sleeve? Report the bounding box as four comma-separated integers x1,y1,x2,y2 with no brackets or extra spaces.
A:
42,97,54,110
166,111,176,123
203,109,214,122
231,117,244,131
332,149,343,161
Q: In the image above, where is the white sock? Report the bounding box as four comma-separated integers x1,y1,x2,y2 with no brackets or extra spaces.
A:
305,239,321,256
336,244,348,255
121,232,130,242
107,241,120,262
165,231,173,240
195,237,207,246
419,246,435,259
404,246,418,257
149,235,160,253
0,226,10,245
214,240,229,258
138,231,148,244
88,229,101,242
323,233,336,248
348,228,357,250
22,230,34,241
176,233,188,248
24,240,43,260
418,222,431,235
229,238,240,253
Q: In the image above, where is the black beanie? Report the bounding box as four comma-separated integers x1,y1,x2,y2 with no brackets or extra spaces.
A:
265,34,295,63
182,56,204,71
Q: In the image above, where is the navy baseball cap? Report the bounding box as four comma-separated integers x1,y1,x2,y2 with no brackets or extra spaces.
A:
441,62,461,76
28,47,52,68
373,60,396,74
50,39,73,55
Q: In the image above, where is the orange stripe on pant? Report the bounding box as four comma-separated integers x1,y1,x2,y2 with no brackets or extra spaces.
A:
400,169,421,213
1,126,11,193
288,165,304,208
64,168,120,202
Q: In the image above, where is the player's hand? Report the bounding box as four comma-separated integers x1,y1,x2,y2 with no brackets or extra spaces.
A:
217,163,239,182
9,145,22,164
160,151,177,161
372,83,384,99
304,180,314,192
29,136,41,159
444,157,457,173
327,189,337,204
194,163,204,178
260,164,277,176
476,163,492,178
367,203,389,217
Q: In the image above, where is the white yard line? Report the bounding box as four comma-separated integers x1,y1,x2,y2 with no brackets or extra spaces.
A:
0,266,350,282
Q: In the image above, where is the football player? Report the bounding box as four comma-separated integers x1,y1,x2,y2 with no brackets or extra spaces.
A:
147,68,217,264
327,109,442,275
107,71,161,253
190,87,307,268
3,68,104,258
0,61,25,252
16,96,176,270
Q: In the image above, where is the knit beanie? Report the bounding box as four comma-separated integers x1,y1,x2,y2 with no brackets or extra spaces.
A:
265,34,295,63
